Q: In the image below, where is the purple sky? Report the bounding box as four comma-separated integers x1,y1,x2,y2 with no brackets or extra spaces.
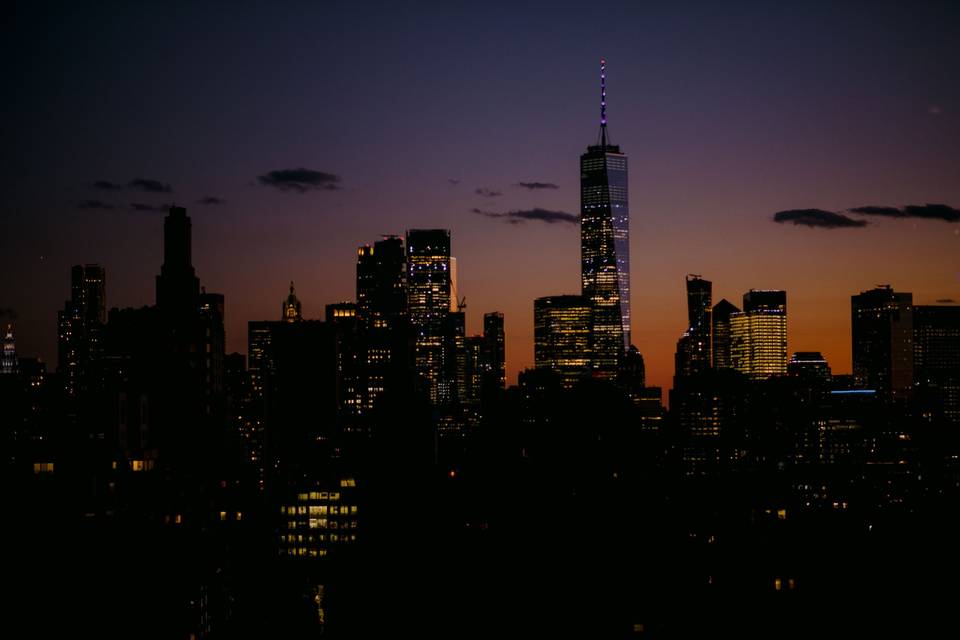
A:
3,1,959,393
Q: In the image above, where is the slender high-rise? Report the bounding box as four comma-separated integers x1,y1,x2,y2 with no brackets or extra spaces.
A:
57,264,106,396
406,229,452,404
581,59,629,378
156,206,200,315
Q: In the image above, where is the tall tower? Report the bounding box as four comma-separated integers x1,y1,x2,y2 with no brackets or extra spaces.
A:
482,311,506,391
156,206,200,315
851,286,913,396
581,59,629,378
675,275,713,382
57,264,106,395
282,281,302,322
406,229,452,404
1,324,16,375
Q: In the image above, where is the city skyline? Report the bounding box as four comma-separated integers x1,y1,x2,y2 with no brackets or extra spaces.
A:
3,2,959,396
5,3,960,634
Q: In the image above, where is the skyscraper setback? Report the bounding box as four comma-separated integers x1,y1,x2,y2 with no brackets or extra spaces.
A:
581,59,630,378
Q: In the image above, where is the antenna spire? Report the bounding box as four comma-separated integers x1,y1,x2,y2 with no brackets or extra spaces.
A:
600,58,607,148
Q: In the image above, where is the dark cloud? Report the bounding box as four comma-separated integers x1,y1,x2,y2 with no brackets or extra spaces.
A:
772,209,868,229
130,202,159,211
257,168,340,193
471,207,578,226
848,206,904,217
92,180,123,190
197,196,225,205
128,178,173,193
847,203,960,222
514,182,559,190
77,200,115,210
936,298,956,304
902,204,960,222
448,179,461,185
475,188,502,198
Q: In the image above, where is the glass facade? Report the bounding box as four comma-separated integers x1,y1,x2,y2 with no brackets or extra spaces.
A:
729,290,787,380
580,143,629,377
534,295,592,389
406,229,451,405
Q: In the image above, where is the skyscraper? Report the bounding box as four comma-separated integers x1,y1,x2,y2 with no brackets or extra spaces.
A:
912,304,959,422
356,236,406,329
581,59,629,378
788,351,832,384
1,324,16,375
406,229,451,404
534,295,592,389
851,286,913,396
712,298,741,370
156,206,200,315
675,275,713,382
282,282,302,322
482,311,506,391
57,264,106,396
730,290,787,380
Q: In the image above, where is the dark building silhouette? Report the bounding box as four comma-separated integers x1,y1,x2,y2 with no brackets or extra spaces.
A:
357,235,407,329
482,311,505,392
156,206,200,316
406,229,452,405
581,60,629,379
675,275,713,382
788,351,832,384
534,295,592,389
851,286,913,397
913,304,960,424
712,298,740,370
57,264,106,396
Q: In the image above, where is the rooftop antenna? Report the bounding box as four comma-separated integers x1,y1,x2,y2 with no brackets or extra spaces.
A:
600,58,608,148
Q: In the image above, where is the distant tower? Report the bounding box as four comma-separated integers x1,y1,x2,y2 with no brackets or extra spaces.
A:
534,295,592,389
282,281,302,322
406,229,452,404
57,264,106,395
851,286,913,396
730,290,788,380
156,206,200,315
581,59,630,378
482,311,506,391
356,235,407,328
675,275,713,382
711,299,741,370
1,324,16,375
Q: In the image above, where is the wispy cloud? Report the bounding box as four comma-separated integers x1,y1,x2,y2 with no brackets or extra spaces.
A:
92,180,123,190
258,168,340,193
197,196,225,205
514,181,559,190
472,207,578,226
77,200,115,210
448,179,461,185
128,178,173,193
772,209,868,229
848,204,959,222
475,188,502,198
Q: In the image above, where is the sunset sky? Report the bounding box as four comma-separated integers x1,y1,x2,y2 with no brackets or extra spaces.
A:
3,1,959,394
